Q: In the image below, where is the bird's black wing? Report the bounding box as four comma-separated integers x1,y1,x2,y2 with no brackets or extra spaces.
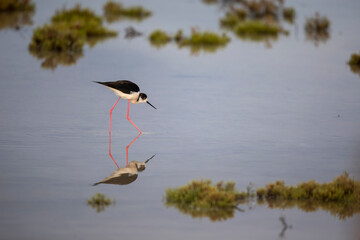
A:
95,80,140,94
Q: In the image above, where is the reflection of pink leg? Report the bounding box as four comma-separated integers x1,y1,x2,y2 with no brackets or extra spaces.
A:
127,100,142,133
126,132,141,165
109,97,120,168
109,97,120,136
109,136,119,168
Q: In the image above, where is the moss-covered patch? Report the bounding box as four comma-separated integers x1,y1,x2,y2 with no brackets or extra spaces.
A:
103,0,151,23
165,179,246,221
28,5,116,69
0,0,35,12
305,12,330,46
347,52,360,77
234,20,282,41
87,193,115,213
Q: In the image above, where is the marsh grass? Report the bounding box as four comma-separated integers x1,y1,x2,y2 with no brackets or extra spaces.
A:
28,5,116,69
0,0,35,12
347,52,360,76
103,1,151,23
87,193,115,213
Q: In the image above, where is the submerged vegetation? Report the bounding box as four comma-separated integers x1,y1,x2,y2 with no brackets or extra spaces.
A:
347,52,360,77
149,29,230,54
305,12,330,46
28,5,117,69
87,193,115,213
164,172,360,221
103,0,151,23
0,0,35,30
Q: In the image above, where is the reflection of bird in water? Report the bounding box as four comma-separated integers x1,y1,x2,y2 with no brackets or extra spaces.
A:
93,155,155,186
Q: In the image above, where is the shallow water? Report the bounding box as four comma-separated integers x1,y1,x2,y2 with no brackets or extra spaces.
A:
0,0,360,239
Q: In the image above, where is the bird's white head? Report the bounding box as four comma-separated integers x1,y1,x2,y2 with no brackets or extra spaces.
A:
138,93,156,109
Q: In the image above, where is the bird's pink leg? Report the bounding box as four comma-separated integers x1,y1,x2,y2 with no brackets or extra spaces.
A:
127,100,142,133
109,97,120,168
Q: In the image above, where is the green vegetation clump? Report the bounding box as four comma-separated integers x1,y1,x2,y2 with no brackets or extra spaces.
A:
235,20,280,38
257,172,360,202
165,173,360,220
28,5,116,69
178,31,230,47
220,10,247,29
165,179,246,221
347,52,360,77
219,0,294,43
87,193,115,213
149,29,172,48
51,6,116,38
103,0,151,23
149,29,230,53
0,0,34,12
255,172,360,219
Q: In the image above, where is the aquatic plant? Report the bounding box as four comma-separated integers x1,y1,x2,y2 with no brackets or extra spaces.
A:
149,29,230,53
51,5,117,37
103,1,151,23
220,11,246,29
0,0,34,12
87,193,115,213
304,13,330,46
258,172,360,202
347,52,360,77
255,172,360,219
234,20,282,41
165,173,360,221
165,179,246,221
28,5,116,69
149,29,172,48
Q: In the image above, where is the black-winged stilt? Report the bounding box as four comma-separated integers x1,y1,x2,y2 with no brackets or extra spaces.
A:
95,80,156,134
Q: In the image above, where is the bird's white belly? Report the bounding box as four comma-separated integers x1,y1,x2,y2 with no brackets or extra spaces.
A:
106,87,139,101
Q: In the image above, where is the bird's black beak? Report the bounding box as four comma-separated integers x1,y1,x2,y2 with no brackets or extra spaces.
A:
147,101,157,109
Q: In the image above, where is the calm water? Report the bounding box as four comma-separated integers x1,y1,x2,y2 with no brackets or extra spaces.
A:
0,0,360,239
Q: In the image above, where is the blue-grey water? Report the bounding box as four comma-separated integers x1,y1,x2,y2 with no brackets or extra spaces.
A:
0,0,360,239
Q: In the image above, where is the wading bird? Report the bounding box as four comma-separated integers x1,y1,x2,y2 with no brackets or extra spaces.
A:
95,80,156,134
